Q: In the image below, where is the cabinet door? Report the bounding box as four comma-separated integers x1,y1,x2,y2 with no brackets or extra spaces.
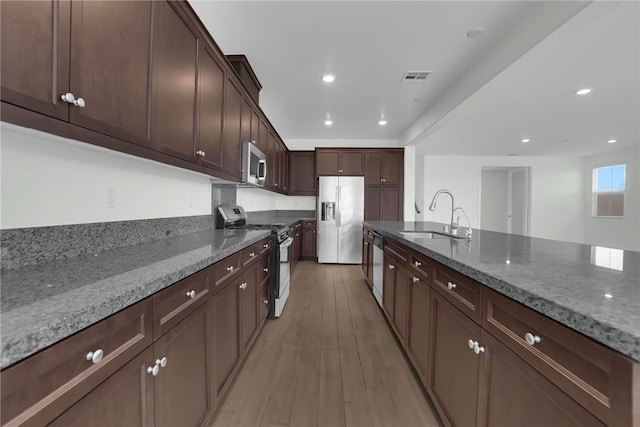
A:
289,152,316,195
240,96,253,144
393,264,409,342
49,347,155,427
381,151,403,184
428,290,481,427
212,280,241,396
339,151,364,175
1,0,70,120
366,237,374,285
250,109,260,145
154,1,198,161
197,43,225,170
477,331,605,427
365,185,381,221
154,302,214,427
365,151,382,184
69,1,154,148
222,76,243,177
280,145,289,193
381,185,402,221
382,254,396,320
315,150,339,175
302,223,317,259
258,118,269,156
240,264,258,352
266,130,278,189
408,279,430,382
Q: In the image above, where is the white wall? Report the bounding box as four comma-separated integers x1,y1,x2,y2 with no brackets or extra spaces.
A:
421,155,585,244
1,123,212,229
583,146,639,251
403,146,415,221
480,169,509,232
236,187,315,212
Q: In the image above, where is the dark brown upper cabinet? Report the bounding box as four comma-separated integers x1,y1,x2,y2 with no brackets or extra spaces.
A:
289,151,316,195
153,1,198,161
315,149,364,176
221,76,244,178
1,1,155,148
365,150,403,185
197,43,226,170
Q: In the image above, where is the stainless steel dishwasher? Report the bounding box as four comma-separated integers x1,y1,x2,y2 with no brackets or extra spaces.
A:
372,232,384,308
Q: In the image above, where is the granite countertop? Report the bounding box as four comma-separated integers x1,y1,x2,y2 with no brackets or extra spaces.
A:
365,221,640,363
246,210,316,227
0,228,270,369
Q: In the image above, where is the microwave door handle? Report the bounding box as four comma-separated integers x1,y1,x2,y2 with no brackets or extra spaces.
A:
258,159,267,180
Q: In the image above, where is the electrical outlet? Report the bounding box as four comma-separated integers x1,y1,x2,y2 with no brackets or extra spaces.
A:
106,187,116,208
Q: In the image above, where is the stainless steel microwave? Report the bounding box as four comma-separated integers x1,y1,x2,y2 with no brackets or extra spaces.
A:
242,142,267,186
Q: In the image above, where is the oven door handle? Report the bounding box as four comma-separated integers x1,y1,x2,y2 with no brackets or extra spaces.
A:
280,236,294,248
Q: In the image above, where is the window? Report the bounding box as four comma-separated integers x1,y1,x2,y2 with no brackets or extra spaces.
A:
592,164,625,217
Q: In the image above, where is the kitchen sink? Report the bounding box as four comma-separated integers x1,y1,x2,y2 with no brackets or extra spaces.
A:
399,230,467,240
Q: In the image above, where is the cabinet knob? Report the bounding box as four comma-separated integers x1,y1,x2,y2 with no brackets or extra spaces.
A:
473,343,485,355
414,261,422,267
524,332,541,346
226,266,234,272
196,150,206,157
313,230,315,233
388,264,395,270
147,364,160,376
263,268,269,272
251,140,256,145
186,290,196,298
275,183,279,187
447,281,457,290
74,97,86,108
263,299,269,305
85,349,104,364
412,277,420,283
468,339,476,349
381,178,386,182
240,282,248,290
338,169,343,173
61,92,75,103
249,252,255,257
157,357,168,368
263,243,269,248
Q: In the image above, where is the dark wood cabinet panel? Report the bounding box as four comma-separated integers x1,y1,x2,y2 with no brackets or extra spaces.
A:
340,151,364,175
315,150,340,176
381,151,403,184
432,260,482,324
69,1,154,148
361,228,374,288
365,152,382,184
476,331,605,427
289,151,316,195
240,96,253,144
381,185,402,221
279,143,289,193
316,149,364,176
257,118,269,157
153,1,198,162
49,347,155,427
408,279,430,382
365,185,381,221
212,279,241,396
197,43,226,170
240,264,259,352
221,76,243,177
393,265,409,342
250,109,260,145
154,301,214,427
302,220,317,259
1,0,70,120
428,289,481,427
382,254,396,321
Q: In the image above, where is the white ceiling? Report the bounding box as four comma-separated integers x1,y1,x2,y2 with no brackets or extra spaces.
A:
190,1,640,157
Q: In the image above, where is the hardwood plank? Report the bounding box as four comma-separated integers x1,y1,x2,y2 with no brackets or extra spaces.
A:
321,267,339,350
338,335,368,403
367,385,403,427
261,344,302,425
344,401,375,427
289,362,320,427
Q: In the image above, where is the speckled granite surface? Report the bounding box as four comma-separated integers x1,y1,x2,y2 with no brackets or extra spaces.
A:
365,221,640,362
246,210,316,226
0,228,269,369
1,215,216,270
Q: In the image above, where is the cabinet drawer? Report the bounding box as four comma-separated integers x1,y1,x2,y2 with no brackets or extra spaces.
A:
258,237,272,256
431,261,482,323
482,288,635,426
212,252,241,293
408,250,431,281
1,299,152,427
384,238,408,263
258,253,271,284
153,266,211,338
241,242,261,267
303,220,316,229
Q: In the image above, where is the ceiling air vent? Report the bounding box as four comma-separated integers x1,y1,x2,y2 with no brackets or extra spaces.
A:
401,71,431,83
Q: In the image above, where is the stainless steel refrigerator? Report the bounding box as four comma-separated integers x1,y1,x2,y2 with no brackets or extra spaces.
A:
317,176,364,264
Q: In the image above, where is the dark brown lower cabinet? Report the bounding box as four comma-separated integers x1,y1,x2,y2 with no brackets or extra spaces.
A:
407,277,430,382
49,347,155,427
476,331,605,427
301,220,317,260
365,185,402,221
428,289,481,427
153,301,214,427
382,254,396,321
240,263,259,352
211,276,241,397
393,265,409,342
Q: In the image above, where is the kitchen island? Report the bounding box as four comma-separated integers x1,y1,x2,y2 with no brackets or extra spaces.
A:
364,220,639,427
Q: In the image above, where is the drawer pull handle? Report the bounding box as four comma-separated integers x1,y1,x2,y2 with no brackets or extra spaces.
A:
186,290,196,298
414,261,422,267
447,281,457,290
86,349,104,364
263,299,269,305
263,268,269,272
250,252,255,257
388,264,395,270
412,277,420,283
226,266,234,272
525,333,541,346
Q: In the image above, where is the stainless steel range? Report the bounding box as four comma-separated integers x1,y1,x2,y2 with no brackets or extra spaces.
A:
216,205,293,318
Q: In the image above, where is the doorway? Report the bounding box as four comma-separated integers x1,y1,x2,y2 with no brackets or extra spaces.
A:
480,167,530,235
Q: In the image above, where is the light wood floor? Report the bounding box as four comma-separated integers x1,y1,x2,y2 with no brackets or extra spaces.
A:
210,261,443,427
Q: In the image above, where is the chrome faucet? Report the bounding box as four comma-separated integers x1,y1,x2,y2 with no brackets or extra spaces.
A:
428,189,457,235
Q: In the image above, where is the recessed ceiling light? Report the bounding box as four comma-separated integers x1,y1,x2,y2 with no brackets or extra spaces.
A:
607,139,617,144
322,74,335,83
604,293,613,299
324,119,333,126
466,27,485,39
521,138,531,143
378,119,387,126
576,88,592,95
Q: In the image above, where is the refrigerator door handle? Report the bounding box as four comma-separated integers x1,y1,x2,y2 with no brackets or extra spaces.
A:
335,186,342,228
336,208,341,228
